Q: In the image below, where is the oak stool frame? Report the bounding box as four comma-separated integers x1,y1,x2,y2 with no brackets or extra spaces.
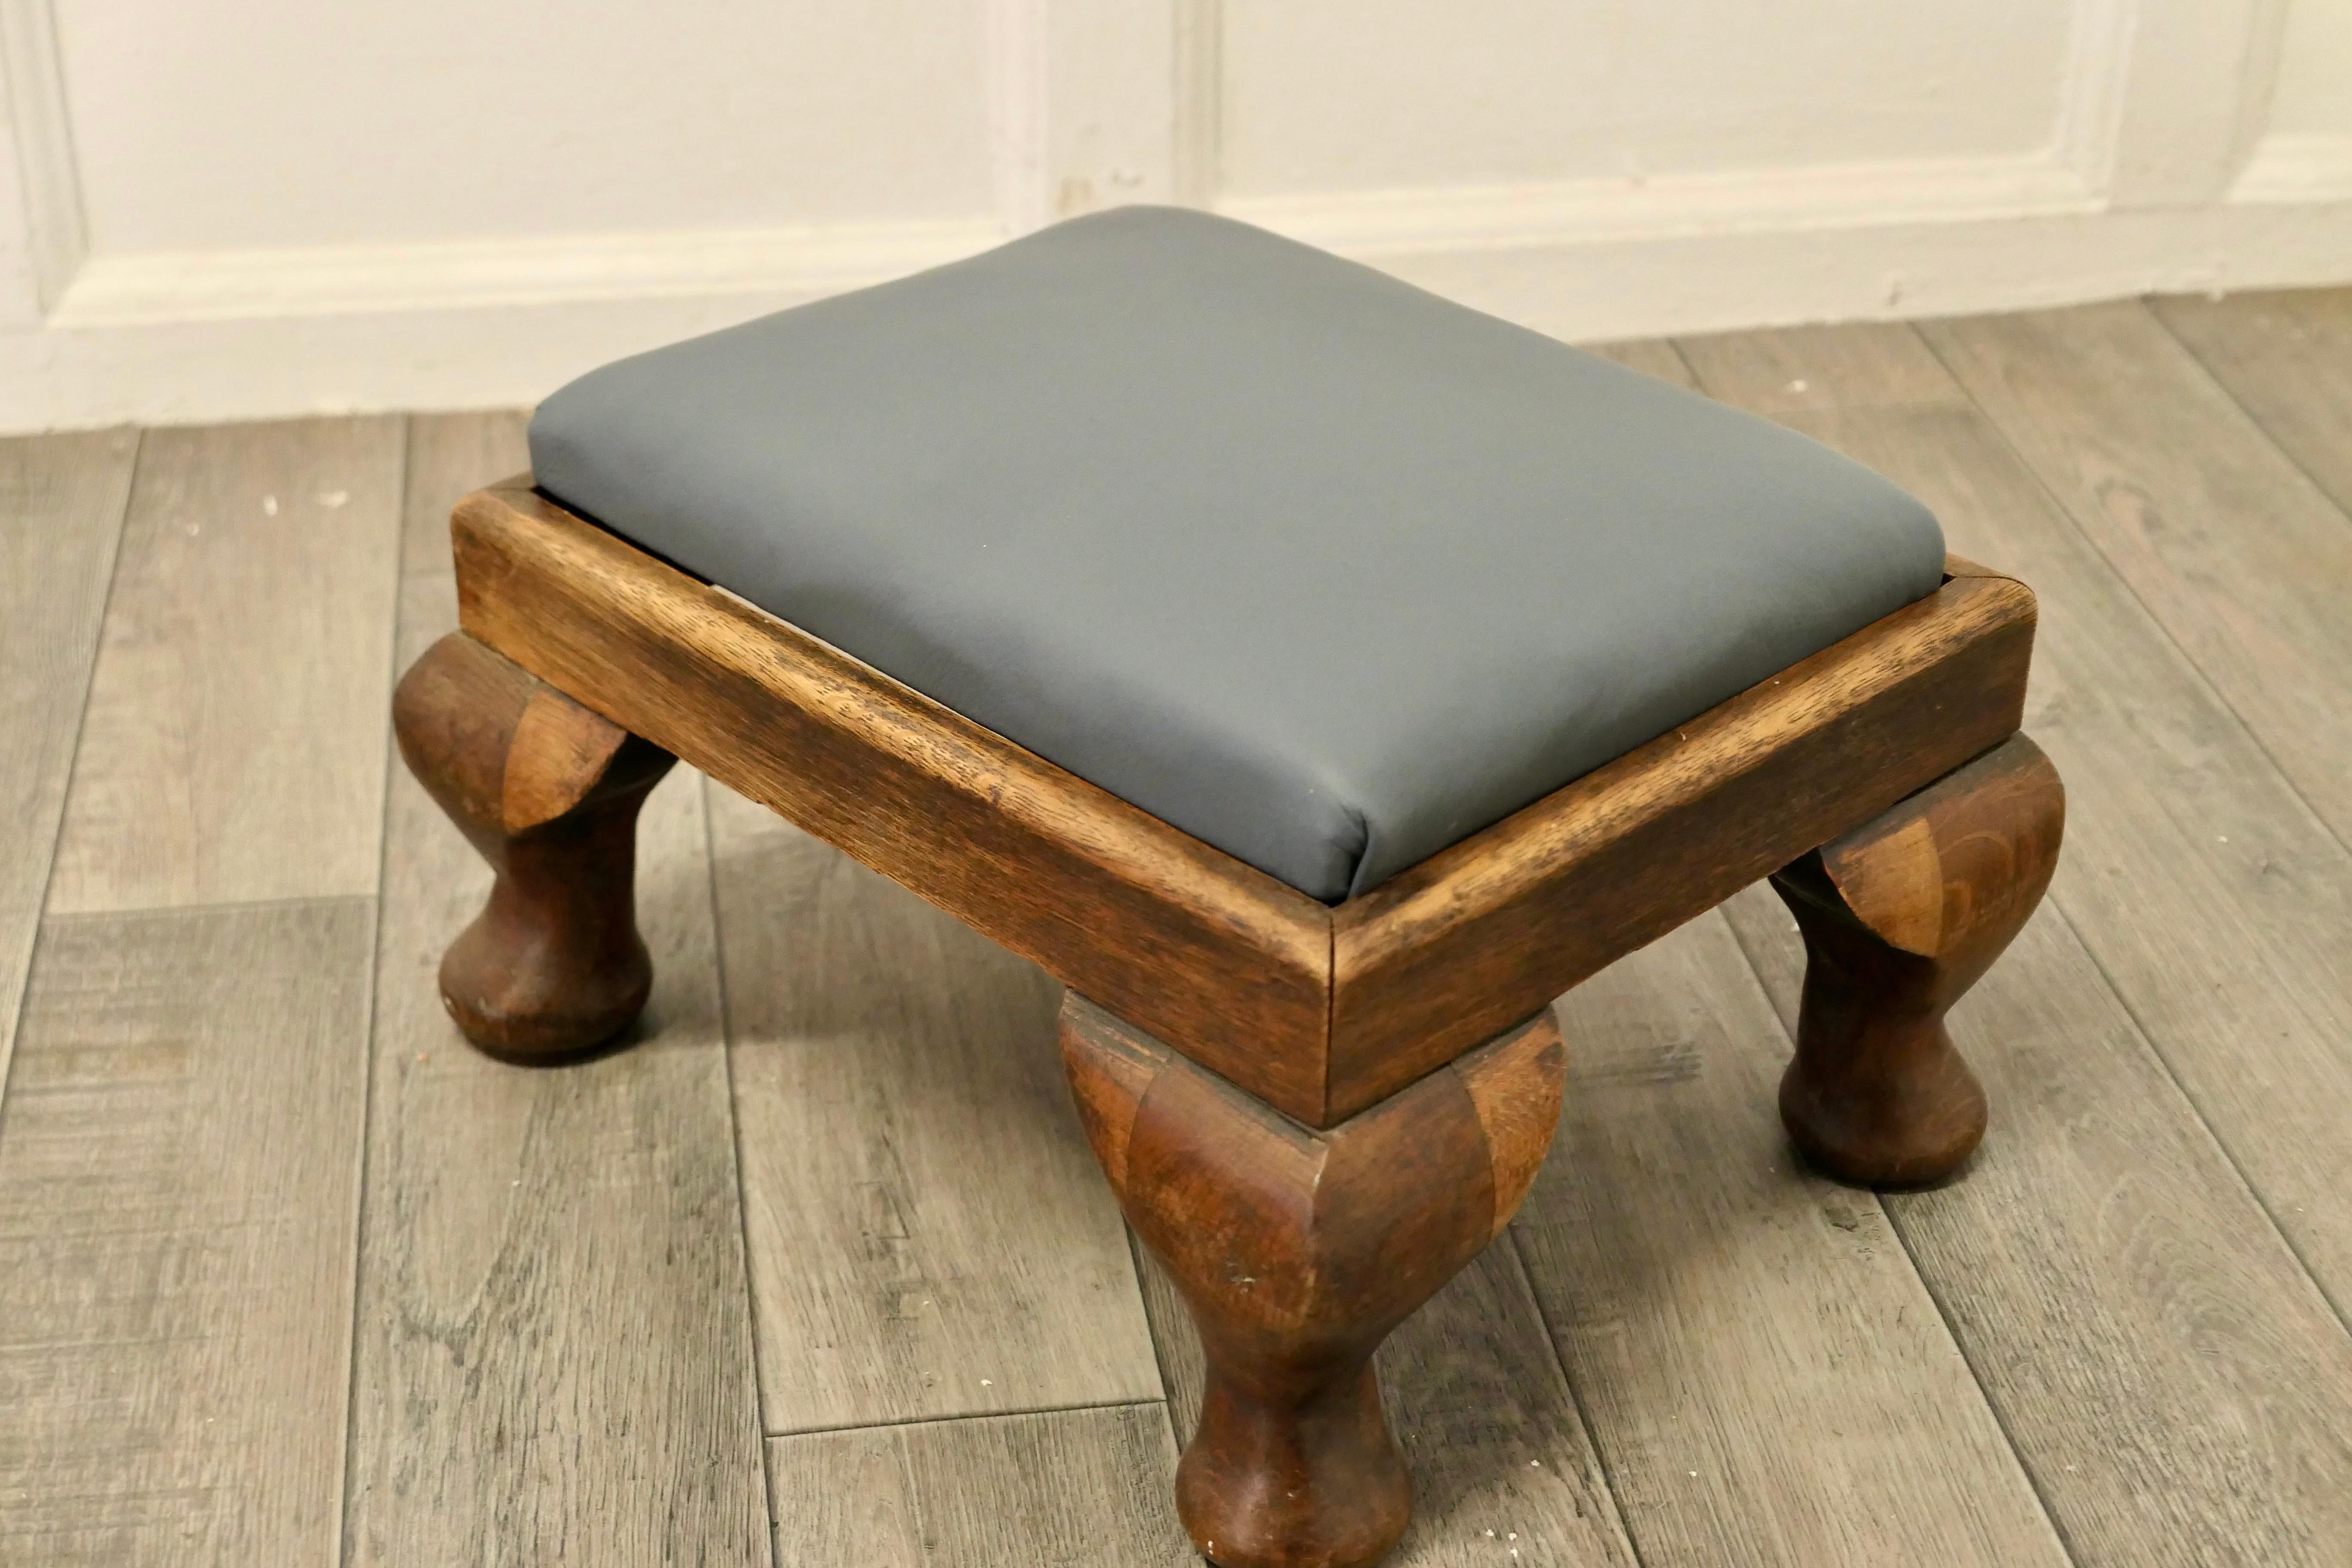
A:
395,478,2063,1568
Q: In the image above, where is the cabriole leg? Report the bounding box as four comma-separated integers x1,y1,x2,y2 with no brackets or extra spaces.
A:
392,631,676,1063
1061,998,1564,1568
1770,733,2064,1186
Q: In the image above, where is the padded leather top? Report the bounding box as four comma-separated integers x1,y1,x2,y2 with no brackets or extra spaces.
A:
530,207,1944,900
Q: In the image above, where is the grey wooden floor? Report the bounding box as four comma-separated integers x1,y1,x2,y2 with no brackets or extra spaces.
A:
3,291,2351,1568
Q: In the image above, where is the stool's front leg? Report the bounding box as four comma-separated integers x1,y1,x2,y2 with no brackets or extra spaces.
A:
393,632,676,1063
1062,998,1563,1568
1770,733,2064,1186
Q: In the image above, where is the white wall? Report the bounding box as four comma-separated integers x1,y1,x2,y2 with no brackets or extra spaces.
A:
0,0,2347,431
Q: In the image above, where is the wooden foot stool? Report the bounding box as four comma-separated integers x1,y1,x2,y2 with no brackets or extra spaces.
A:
395,209,2062,1568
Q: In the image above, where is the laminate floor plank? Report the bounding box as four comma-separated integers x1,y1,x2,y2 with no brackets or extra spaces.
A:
767,1405,1189,1567
0,429,135,1094
1724,379,2352,1314
1726,880,2352,1565
0,899,373,1568
1517,912,2066,1568
707,786,1161,1433
2150,287,2352,518
1577,337,1700,389
342,413,770,1568
402,410,530,580
1134,1235,1638,1568
1680,323,2352,1561
1918,302,2352,847
47,416,405,914
1675,321,1968,413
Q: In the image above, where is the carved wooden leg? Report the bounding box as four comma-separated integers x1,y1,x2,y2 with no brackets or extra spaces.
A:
1062,997,1563,1568
392,631,677,1063
1769,733,2064,1186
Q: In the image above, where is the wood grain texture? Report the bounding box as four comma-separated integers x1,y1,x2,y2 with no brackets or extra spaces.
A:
392,632,677,1060
767,1406,1191,1567
48,416,404,913
1773,735,2063,1185
1065,1002,1565,1566
2150,287,2352,518
1692,324,2352,1563
1749,392,2352,1327
1576,338,1699,388
403,411,528,579
344,454,770,1568
1725,879,2352,1565
1328,570,2034,1120
1675,322,1969,413
1516,912,2067,1568
0,900,372,1568
0,429,134,1096
1920,301,2352,845
707,782,1161,1432
454,483,1334,1122
1134,1238,1638,1568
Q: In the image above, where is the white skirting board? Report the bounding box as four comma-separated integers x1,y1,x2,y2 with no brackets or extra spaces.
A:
4,191,2352,435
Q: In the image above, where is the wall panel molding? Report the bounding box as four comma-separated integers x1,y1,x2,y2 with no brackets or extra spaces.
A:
3,0,2350,434
0,0,86,312
2233,133,2352,206
1219,154,2104,265
2103,0,2286,205
986,0,1188,232
48,216,1004,328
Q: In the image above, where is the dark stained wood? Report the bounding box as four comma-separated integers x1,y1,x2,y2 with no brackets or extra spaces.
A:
1771,735,2064,1185
1064,998,1565,1568
452,482,1336,1121
1132,1240,1640,1568
392,631,676,1060
450,481,2040,1126
1326,568,2037,1120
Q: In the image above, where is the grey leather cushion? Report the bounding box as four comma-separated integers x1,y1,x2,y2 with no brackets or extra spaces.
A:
530,207,1944,901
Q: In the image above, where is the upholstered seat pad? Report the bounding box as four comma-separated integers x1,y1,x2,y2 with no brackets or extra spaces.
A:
529,208,1944,900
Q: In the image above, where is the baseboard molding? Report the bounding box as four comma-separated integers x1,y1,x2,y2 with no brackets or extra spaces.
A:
2231,133,2352,206
1221,154,2103,255
49,215,1004,328
6,190,2352,434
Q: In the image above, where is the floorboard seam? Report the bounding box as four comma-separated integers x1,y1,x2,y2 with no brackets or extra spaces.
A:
1911,315,2352,1344
763,1396,1169,1443
336,412,410,1568
2135,299,2352,861
1714,909,2082,1567
1124,1226,1191,1457
2043,894,2352,1340
1501,1219,1649,1568
703,775,787,1564
1503,1204,1652,1568
1911,315,2352,867
0,429,139,1157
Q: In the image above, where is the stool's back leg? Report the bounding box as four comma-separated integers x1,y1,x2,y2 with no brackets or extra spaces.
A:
1063,997,1563,1568
392,632,677,1063
1770,734,2064,1186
